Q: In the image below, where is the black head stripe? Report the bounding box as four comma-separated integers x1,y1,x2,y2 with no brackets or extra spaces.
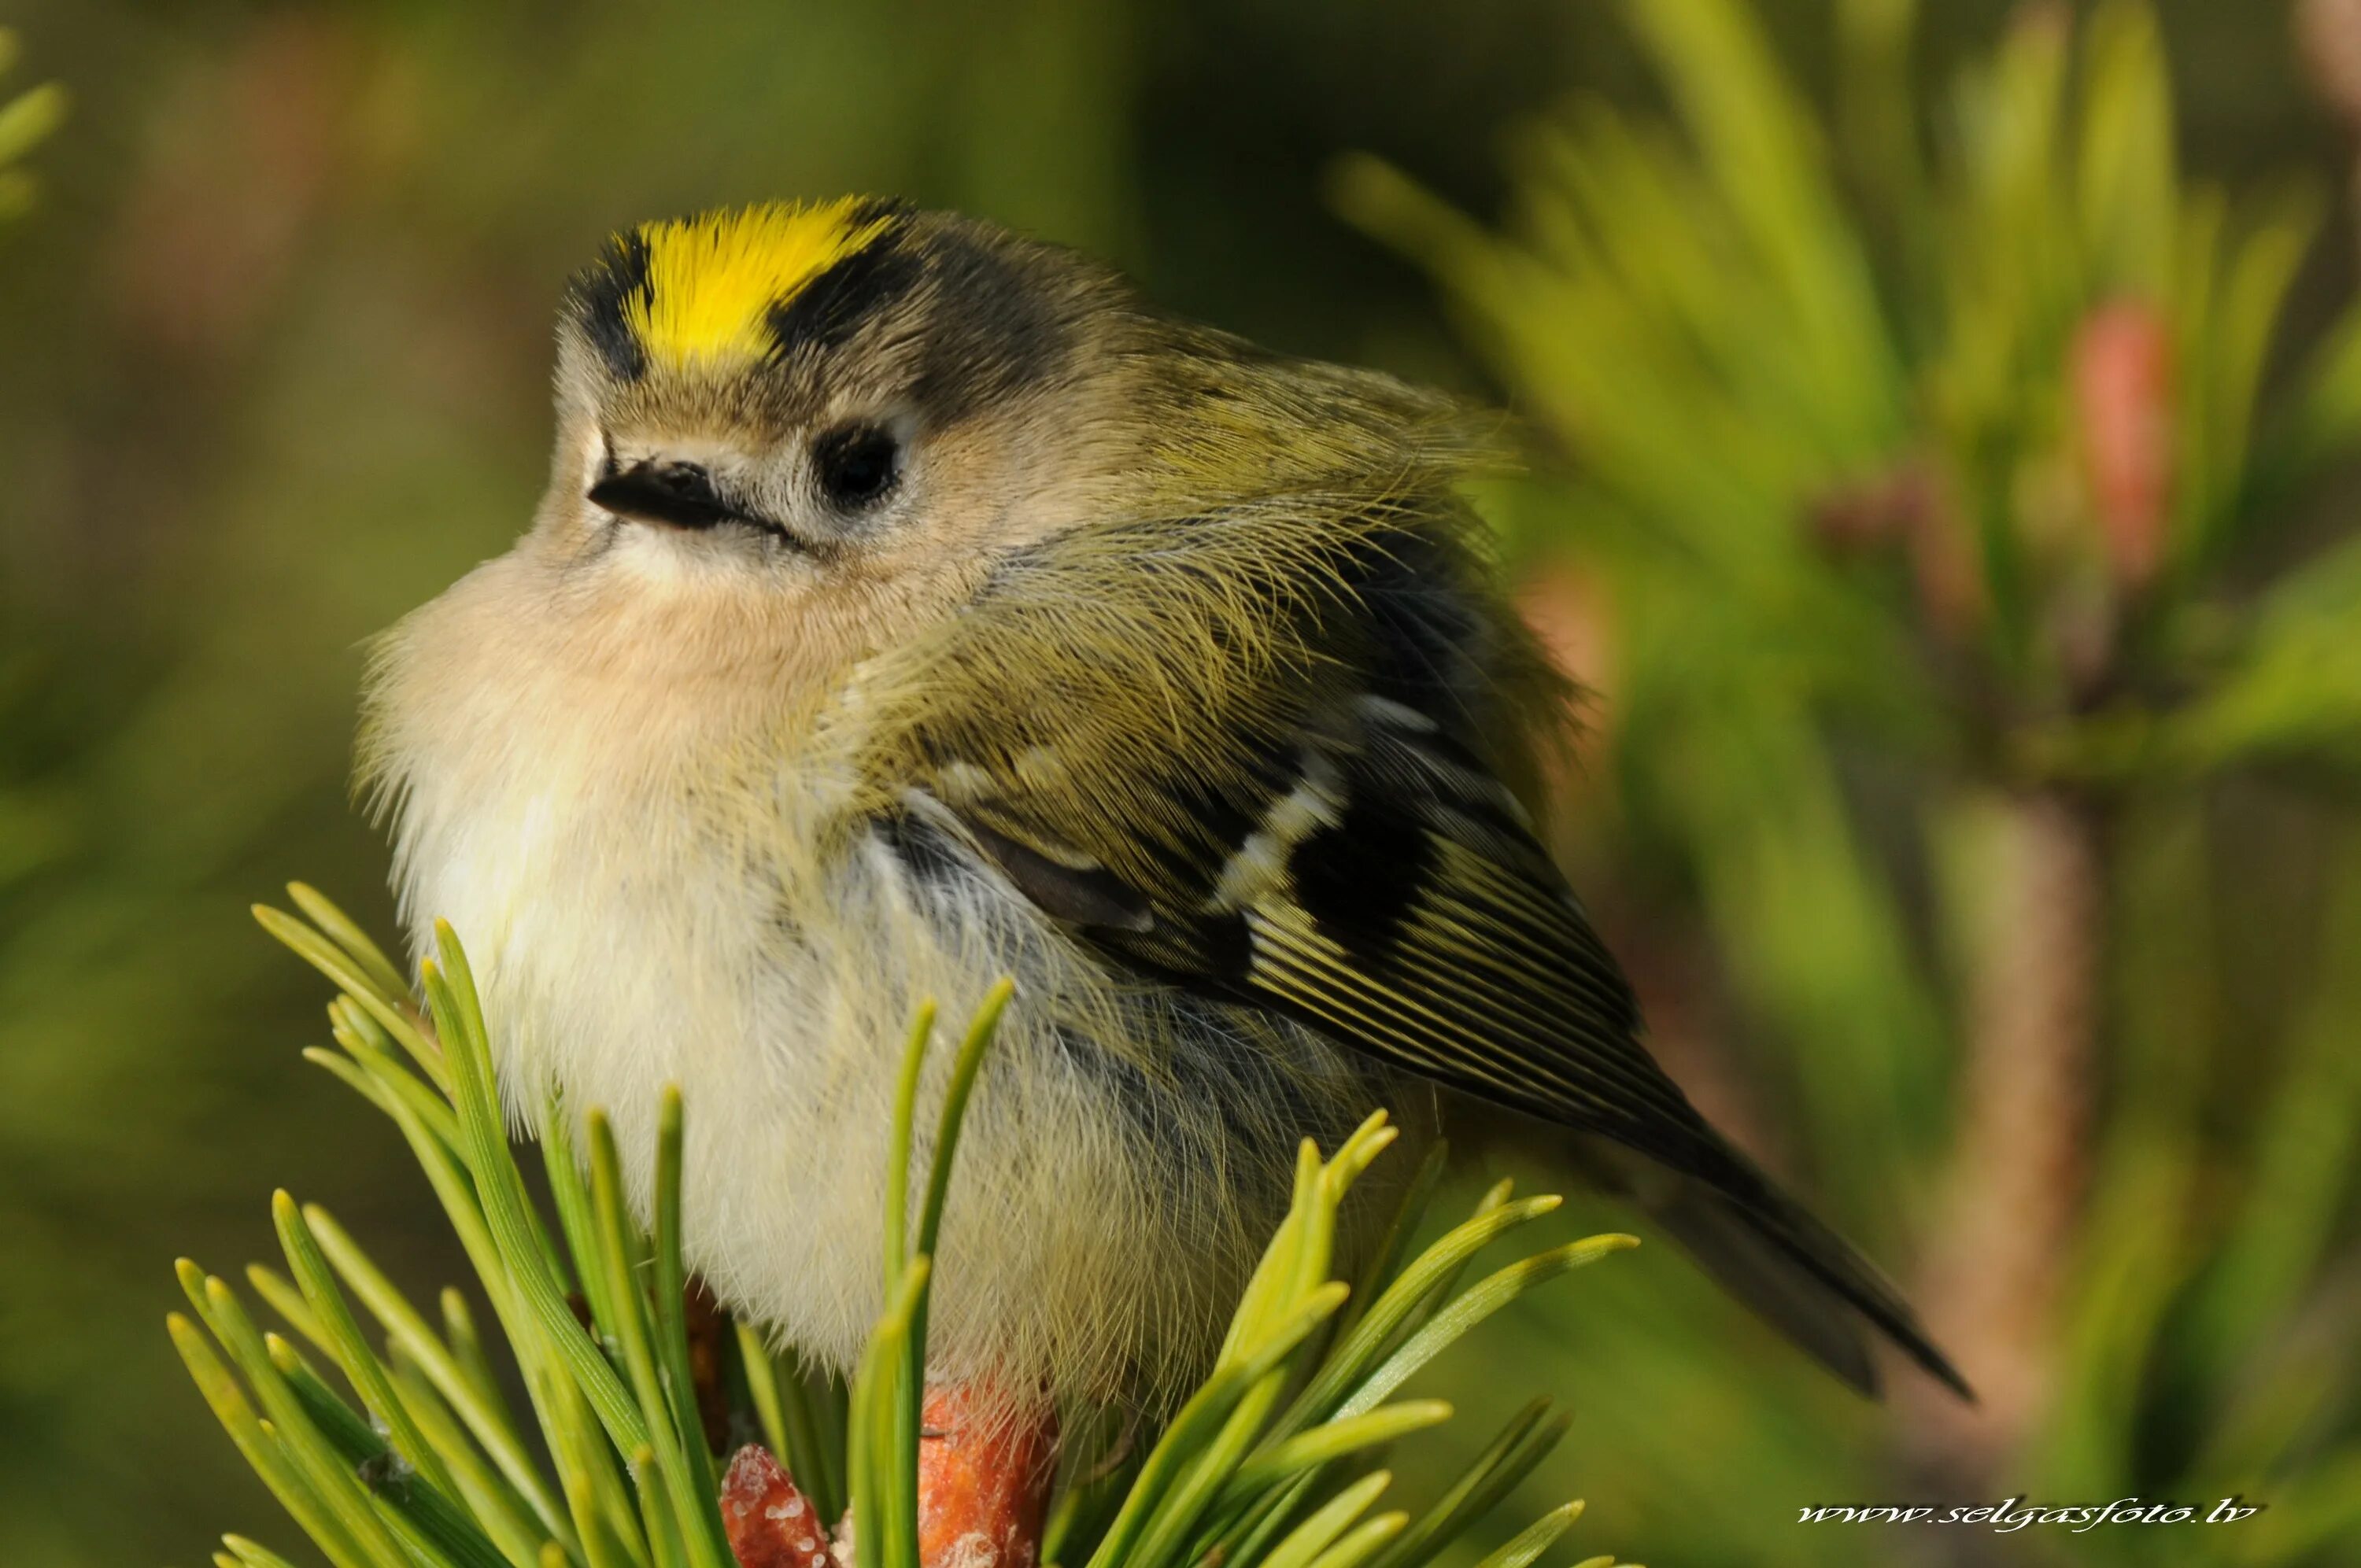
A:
911,234,1070,420
767,234,926,358
570,230,652,381
844,194,915,229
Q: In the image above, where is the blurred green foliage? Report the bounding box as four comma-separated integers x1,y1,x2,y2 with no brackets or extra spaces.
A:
1346,1,2361,1563
0,31,66,221
3,3,2359,1567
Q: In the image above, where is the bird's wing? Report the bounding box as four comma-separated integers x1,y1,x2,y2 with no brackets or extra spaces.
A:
844,495,1964,1395
849,495,1725,1171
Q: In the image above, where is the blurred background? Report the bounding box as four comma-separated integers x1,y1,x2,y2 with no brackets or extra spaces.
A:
6,2,2361,1564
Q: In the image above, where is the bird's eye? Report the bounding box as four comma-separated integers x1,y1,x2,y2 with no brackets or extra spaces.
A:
812,422,903,509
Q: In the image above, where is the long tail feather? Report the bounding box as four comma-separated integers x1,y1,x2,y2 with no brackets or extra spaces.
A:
1577,1137,1973,1400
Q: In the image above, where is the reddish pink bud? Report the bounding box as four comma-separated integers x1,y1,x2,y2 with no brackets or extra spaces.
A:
2299,0,2361,126
917,1385,1057,1568
721,1445,836,1568
2071,301,2175,589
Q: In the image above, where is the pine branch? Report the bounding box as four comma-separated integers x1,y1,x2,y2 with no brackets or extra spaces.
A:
167,889,1636,1568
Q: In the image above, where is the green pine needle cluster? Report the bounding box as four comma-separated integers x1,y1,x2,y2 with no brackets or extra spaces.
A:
167,887,1638,1568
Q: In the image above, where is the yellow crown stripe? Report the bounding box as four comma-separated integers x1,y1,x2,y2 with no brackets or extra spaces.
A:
622,198,896,370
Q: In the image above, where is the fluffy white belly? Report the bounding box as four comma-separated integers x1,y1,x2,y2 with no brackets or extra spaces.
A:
369,557,1384,1404
398,739,1359,1404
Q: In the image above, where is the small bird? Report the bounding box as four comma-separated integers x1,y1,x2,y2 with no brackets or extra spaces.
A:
364,198,1966,1419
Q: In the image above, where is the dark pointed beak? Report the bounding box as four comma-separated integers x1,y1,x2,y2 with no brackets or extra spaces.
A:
588,460,768,535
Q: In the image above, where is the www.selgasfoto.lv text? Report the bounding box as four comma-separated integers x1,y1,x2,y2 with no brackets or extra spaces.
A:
1800,1496,2265,1533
